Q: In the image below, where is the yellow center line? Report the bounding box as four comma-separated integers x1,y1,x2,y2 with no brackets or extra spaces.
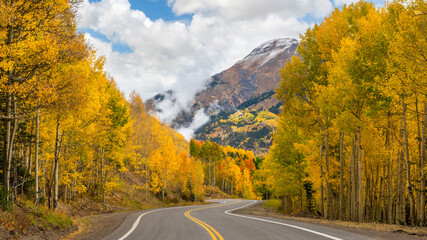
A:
184,201,242,240
185,211,218,240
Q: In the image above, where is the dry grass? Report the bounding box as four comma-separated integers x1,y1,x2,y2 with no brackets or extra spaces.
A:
0,198,77,240
204,185,231,199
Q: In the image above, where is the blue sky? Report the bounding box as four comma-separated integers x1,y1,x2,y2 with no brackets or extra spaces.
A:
128,0,193,21
84,0,336,53
88,0,194,21
82,28,131,52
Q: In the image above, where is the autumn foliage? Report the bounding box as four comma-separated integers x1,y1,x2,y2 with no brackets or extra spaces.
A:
260,0,426,226
1,0,425,231
190,139,258,199
0,0,205,211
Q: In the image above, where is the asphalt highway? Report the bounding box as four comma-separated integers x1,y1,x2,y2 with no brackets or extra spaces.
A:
104,199,374,240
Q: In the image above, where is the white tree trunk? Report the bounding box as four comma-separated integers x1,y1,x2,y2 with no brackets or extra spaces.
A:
35,109,40,206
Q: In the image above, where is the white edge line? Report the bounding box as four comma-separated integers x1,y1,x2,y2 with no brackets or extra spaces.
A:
118,209,159,240
225,200,343,240
117,204,201,240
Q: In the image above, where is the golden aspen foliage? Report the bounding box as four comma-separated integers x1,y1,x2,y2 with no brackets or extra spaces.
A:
262,0,427,225
0,0,210,211
189,139,258,199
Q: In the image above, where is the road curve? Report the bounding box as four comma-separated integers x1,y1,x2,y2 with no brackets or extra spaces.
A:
103,199,374,240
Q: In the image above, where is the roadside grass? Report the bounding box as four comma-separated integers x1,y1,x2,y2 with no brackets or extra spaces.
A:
22,199,72,228
123,196,144,209
43,208,73,228
0,197,75,239
263,199,282,212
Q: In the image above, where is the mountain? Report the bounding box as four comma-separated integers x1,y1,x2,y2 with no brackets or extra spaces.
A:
148,38,299,155
146,90,176,113
195,109,278,156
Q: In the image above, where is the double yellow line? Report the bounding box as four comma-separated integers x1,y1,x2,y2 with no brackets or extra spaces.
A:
184,201,241,240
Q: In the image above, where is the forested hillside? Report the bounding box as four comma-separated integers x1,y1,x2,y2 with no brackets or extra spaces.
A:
0,3,260,234
195,109,277,156
189,139,259,199
260,0,426,226
0,0,204,215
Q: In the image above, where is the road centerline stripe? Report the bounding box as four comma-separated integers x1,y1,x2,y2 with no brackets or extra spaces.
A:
185,201,242,240
185,211,218,240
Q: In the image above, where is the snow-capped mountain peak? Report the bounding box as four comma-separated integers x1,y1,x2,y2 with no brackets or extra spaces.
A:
242,38,298,61
237,38,299,69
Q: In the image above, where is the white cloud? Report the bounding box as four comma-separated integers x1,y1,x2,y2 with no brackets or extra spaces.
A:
168,0,332,20
177,109,210,140
333,0,359,5
77,0,333,126
84,33,112,58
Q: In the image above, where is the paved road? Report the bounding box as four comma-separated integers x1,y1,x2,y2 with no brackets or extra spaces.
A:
104,199,373,240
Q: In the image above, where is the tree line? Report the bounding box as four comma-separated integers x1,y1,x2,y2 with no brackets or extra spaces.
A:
259,0,426,226
0,0,260,211
0,0,207,210
190,139,258,199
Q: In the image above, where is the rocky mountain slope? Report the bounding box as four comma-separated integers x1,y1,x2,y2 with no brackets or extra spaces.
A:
148,38,299,155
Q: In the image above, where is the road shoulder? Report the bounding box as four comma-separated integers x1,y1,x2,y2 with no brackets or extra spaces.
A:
66,209,146,240
233,201,427,240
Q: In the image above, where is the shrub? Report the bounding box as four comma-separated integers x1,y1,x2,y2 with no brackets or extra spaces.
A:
45,211,73,228
0,183,10,211
263,199,281,211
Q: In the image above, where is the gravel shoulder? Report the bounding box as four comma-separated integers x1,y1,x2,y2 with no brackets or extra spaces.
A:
64,209,143,240
233,201,427,240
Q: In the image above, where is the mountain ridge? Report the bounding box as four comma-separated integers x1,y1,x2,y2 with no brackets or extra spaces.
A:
148,37,299,155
